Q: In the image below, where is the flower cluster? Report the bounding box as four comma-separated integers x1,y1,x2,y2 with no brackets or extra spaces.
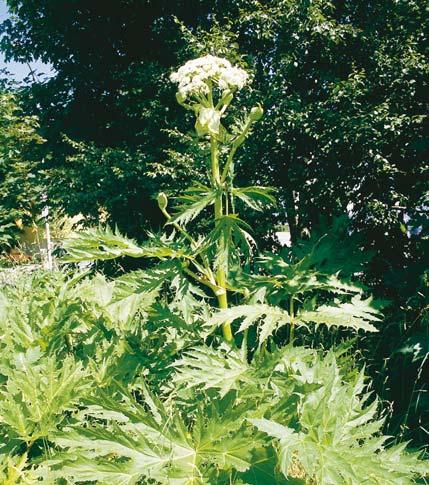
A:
170,54,248,101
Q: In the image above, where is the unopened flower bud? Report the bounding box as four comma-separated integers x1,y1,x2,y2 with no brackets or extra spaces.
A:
195,107,222,137
250,104,263,122
176,91,186,105
157,192,168,211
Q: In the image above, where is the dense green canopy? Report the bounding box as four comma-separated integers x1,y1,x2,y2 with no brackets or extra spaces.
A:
1,0,427,238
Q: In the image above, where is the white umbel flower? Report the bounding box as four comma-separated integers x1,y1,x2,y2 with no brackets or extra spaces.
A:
170,54,248,101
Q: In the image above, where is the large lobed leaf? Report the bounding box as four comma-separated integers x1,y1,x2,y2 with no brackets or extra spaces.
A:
0,350,90,444
172,346,251,397
63,226,196,263
233,186,277,212
250,353,429,484
169,183,217,227
49,387,260,484
298,295,381,332
62,225,146,262
209,304,292,344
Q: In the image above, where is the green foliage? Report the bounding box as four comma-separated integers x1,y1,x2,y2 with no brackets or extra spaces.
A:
209,304,292,344
0,350,89,445
170,183,217,226
251,354,428,484
50,386,259,484
1,0,426,285
0,452,52,485
0,91,45,249
298,296,381,333
232,186,276,212
62,225,200,264
172,346,250,397
0,34,427,484
62,225,147,262
53,51,426,482
1,2,426,444
0,263,427,483
5,0,425,245
42,138,175,237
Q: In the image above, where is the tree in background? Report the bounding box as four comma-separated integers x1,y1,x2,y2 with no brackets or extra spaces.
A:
0,89,44,249
0,0,217,235
1,0,427,241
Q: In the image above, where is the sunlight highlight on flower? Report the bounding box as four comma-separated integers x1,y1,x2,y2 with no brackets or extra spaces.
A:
170,54,248,101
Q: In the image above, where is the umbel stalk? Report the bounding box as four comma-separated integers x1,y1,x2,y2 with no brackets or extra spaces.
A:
210,135,232,341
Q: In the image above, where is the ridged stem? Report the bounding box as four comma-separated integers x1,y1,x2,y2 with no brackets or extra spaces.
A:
211,135,233,342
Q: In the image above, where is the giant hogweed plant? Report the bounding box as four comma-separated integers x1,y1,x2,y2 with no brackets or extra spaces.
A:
63,55,381,344
0,55,427,483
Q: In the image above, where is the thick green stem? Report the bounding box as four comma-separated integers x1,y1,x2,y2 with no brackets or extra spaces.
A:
211,136,233,342
289,297,295,345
